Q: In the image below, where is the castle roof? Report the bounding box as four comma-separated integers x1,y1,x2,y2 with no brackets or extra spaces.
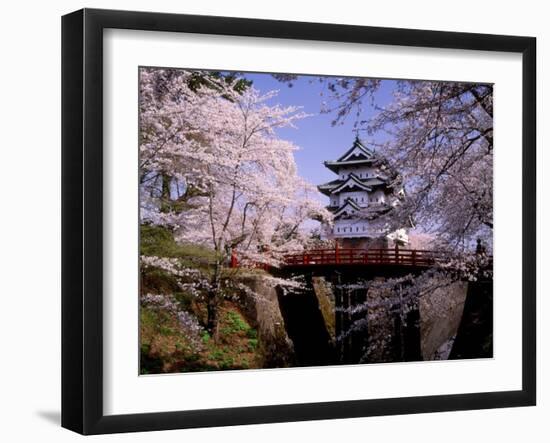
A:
330,173,373,194
317,174,389,196
323,137,377,172
333,198,363,218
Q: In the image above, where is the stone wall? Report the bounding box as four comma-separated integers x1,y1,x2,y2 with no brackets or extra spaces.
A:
311,277,336,342
325,274,469,363
239,272,476,367
419,279,468,360
237,275,295,367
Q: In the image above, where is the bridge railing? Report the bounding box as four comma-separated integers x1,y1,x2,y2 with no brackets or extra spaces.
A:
283,248,446,267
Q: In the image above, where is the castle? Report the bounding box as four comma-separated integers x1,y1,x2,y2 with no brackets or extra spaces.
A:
318,136,408,249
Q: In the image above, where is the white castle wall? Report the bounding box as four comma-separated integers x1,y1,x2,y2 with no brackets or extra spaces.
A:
333,220,375,237
334,190,370,207
338,166,376,180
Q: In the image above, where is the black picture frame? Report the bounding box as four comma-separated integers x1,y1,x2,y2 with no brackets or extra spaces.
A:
61,8,536,435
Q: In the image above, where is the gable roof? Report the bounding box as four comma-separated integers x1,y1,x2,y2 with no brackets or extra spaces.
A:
337,137,376,162
317,179,343,196
323,158,376,172
330,173,373,194
333,198,363,218
362,177,388,187
322,137,378,173
318,175,389,196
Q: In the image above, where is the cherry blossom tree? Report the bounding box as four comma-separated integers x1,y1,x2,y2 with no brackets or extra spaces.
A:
372,82,492,251
319,79,493,253
139,68,331,336
309,78,494,361
139,68,219,215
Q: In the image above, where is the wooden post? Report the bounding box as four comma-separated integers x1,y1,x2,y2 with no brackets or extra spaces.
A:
412,250,416,267
230,249,238,268
335,241,340,264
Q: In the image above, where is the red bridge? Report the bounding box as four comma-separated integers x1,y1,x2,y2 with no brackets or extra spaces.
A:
231,246,446,269
283,247,444,268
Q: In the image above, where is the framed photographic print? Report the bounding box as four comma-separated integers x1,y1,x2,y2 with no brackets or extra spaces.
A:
61,8,536,435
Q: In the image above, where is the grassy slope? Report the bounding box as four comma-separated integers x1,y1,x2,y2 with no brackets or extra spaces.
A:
141,301,260,373
139,224,262,374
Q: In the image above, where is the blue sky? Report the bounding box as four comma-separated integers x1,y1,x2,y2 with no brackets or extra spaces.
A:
242,73,397,202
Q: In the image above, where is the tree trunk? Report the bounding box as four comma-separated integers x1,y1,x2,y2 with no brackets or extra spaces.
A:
206,294,218,336
160,174,171,213
206,261,223,340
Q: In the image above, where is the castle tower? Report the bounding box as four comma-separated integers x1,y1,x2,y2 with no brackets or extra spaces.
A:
318,136,408,249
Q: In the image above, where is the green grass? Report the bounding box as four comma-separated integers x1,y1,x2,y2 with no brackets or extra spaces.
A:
139,224,264,373
140,224,216,270
140,302,261,374
221,310,250,335
247,338,258,351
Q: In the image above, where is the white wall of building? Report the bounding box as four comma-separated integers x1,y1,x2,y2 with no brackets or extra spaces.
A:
338,166,376,180
334,220,371,237
331,188,385,209
337,190,370,206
